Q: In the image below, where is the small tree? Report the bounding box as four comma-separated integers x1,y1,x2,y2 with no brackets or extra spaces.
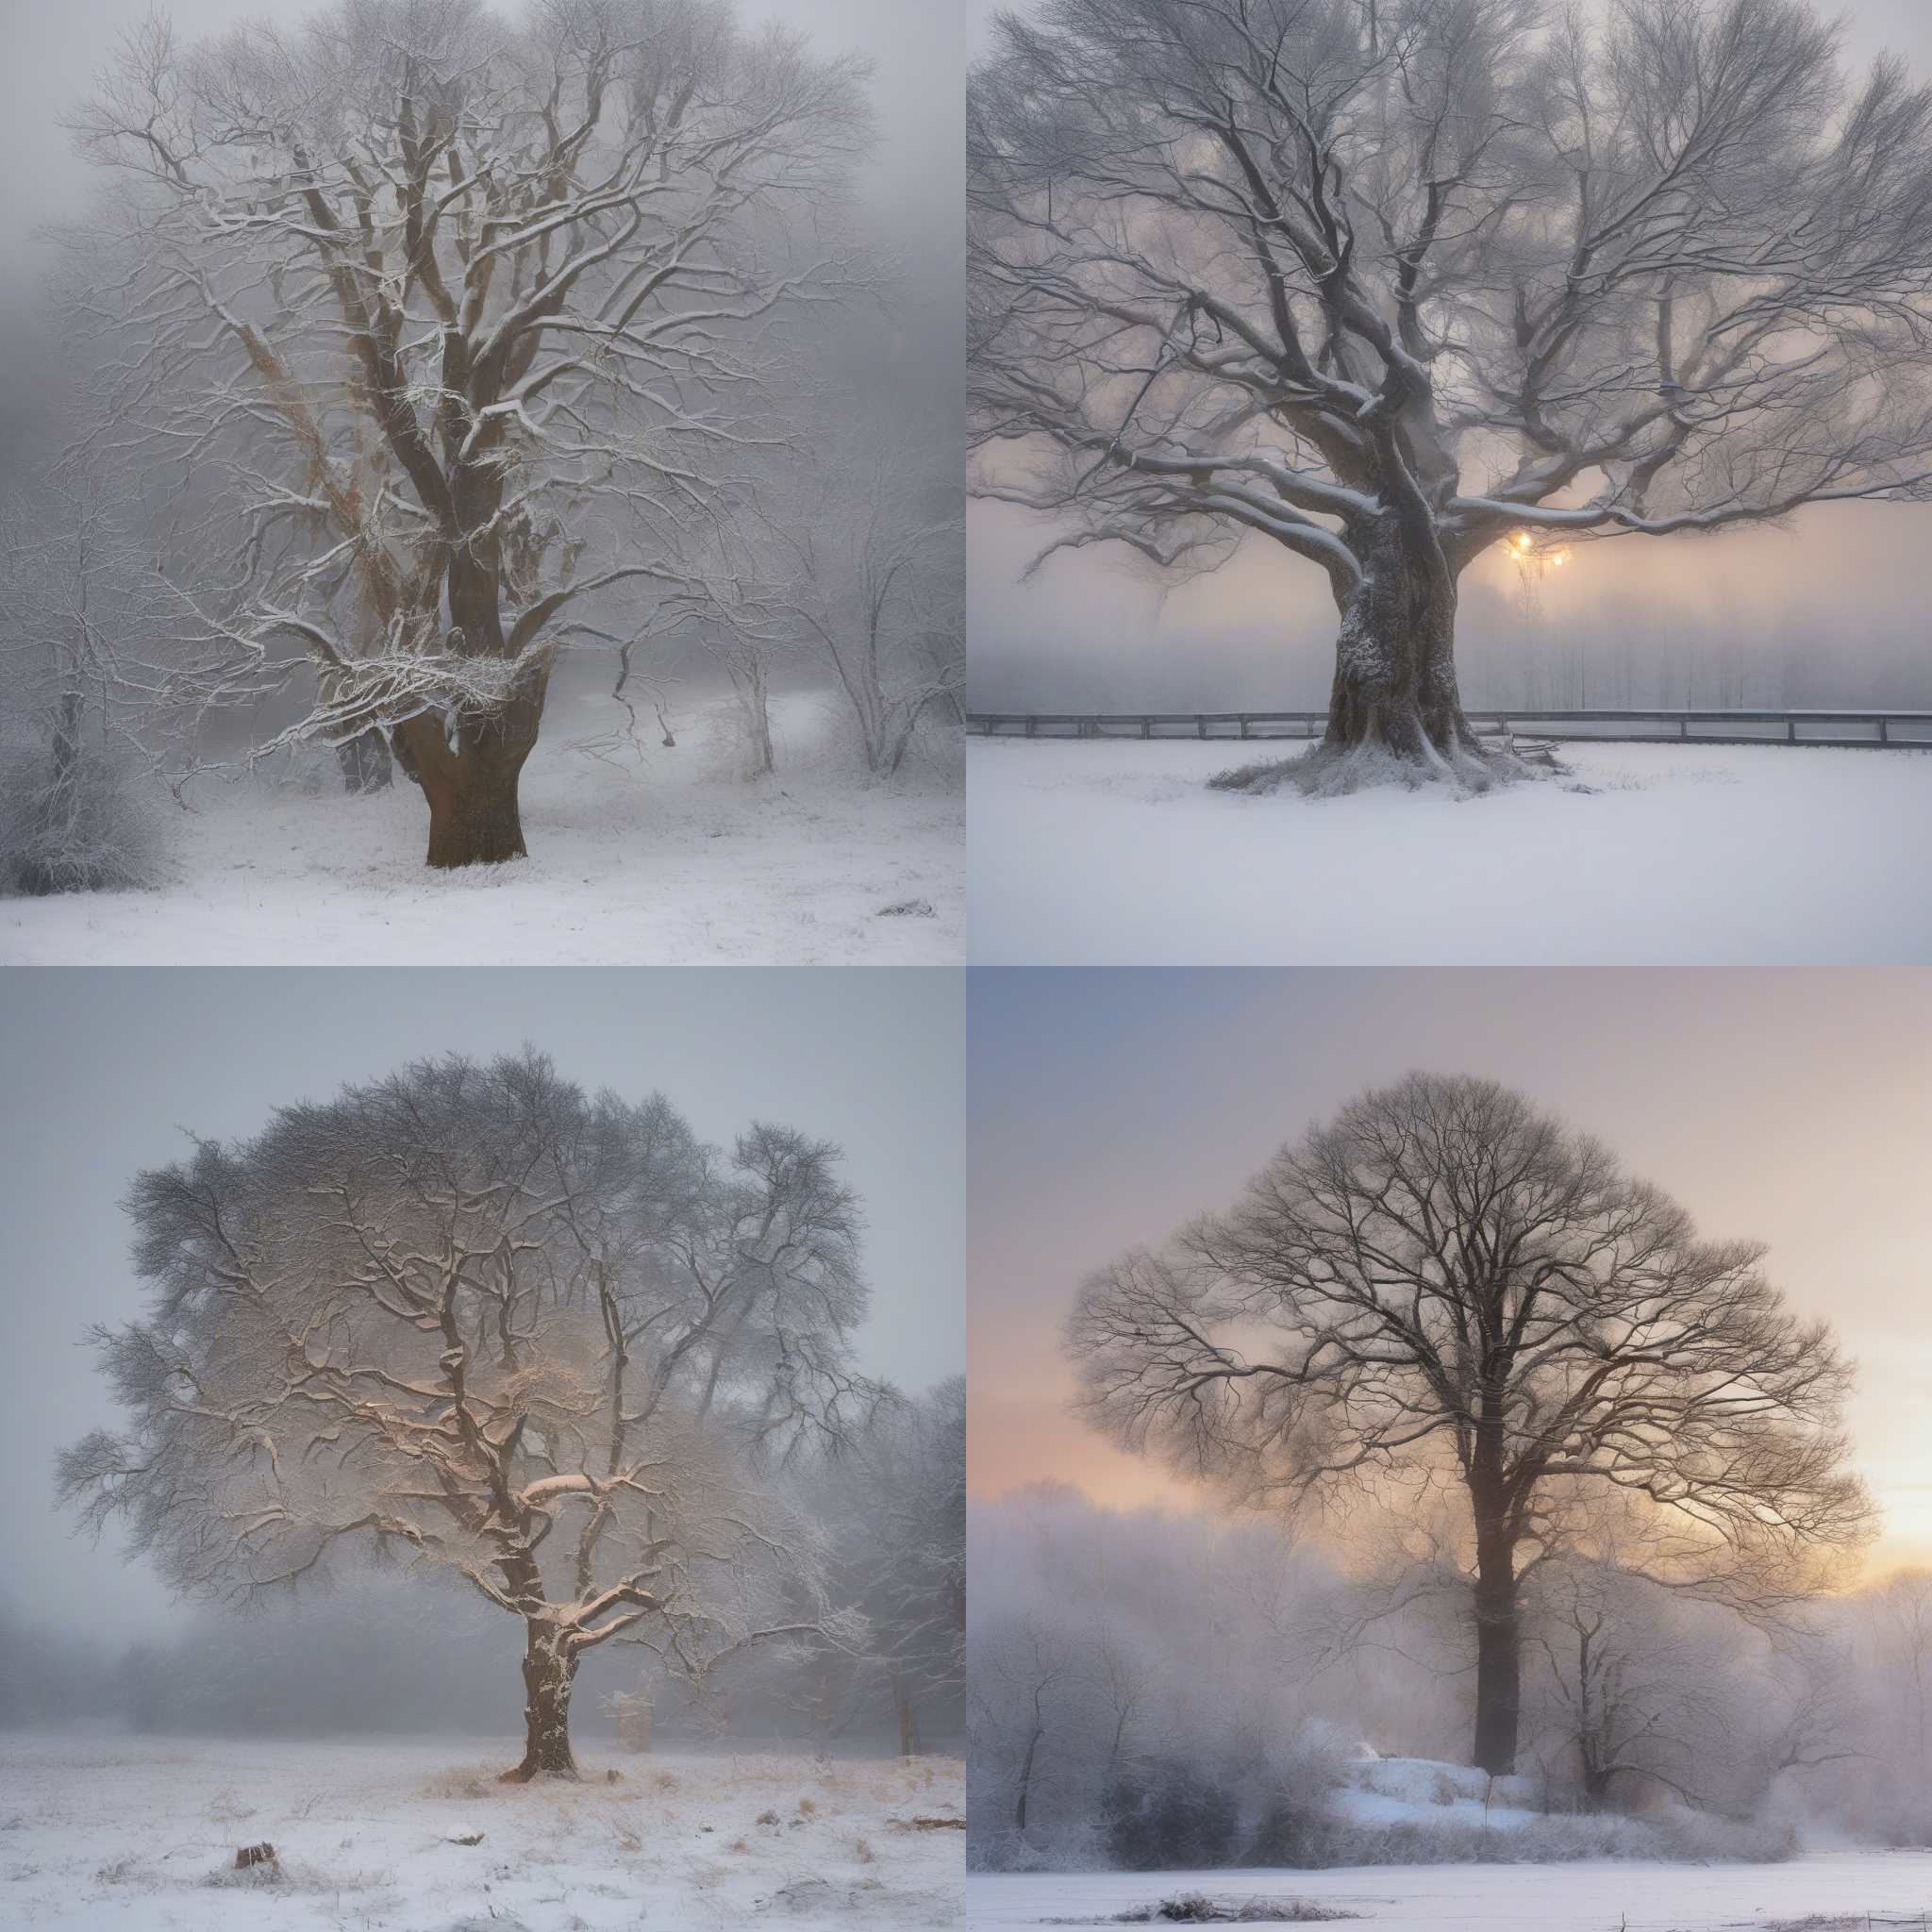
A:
1867,1568,1932,1777
970,0,1932,791
1530,1559,1720,1807
1066,1072,1871,1775
0,457,164,894
69,0,869,864
843,1377,968,1754
767,446,965,776
59,1050,878,1780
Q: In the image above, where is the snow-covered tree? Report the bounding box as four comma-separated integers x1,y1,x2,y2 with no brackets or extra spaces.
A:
1066,1073,1872,1776
763,440,966,775
1864,1567,1932,1777
58,1049,880,1780
0,455,165,894
68,0,869,864
843,1376,967,1753
969,0,1932,791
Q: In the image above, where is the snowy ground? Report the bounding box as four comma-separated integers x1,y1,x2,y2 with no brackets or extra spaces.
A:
0,1733,964,1930
968,1855,1932,1928
1,695,962,965
967,739,1932,964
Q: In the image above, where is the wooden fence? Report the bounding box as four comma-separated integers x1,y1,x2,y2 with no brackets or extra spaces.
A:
968,708,1932,749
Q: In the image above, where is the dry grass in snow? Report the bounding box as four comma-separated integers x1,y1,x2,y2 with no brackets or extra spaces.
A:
0,1732,963,1929
1,694,962,966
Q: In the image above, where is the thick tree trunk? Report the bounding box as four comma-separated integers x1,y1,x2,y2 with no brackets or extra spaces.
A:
1212,513,1520,796
1472,1527,1522,1777
503,1620,578,1782
397,692,542,870
1324,520,1483,767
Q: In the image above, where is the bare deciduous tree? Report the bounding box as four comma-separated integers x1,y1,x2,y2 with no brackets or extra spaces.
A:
1867,1568,1932,1777
1065,1072,1871,1774
764,444,965,775
969,0,1932,791
1530,1559,1719,1807
58,1050,880,1780
0,454,166,894
69,0,869,864
849,1376,967,1756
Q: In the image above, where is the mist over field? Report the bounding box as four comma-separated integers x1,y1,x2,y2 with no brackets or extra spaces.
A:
0,968,967,1928
966,969,1932,1927
0,0,964,962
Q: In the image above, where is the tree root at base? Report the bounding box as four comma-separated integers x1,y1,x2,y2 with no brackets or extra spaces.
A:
1208,737,1559,800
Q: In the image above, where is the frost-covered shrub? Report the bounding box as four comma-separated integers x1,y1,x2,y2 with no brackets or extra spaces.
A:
1257,1807,1794,1870
0,736,159,897
1106,1758,1243,1871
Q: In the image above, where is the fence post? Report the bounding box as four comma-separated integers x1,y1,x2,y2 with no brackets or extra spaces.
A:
1141,716,1152,740
1239,715,1250,740
1787,718,1796,743
1880,717,1890,745
1197,716,1208,740
1024,715,1036,739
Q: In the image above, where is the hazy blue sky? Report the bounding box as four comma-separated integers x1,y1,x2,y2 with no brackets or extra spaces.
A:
970,970,1932,1573
1,968,964,1641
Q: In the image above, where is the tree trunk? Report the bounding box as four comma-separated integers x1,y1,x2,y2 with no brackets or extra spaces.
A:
50,689,82,791
1323,515,1486,769
397,694,541,870
503,1620,578,1781
1472,1527,1522,1777
1217,513,1513,795
1015,1723,1042,1832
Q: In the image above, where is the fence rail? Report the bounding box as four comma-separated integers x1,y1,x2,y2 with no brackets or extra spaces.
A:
968,708,1932,749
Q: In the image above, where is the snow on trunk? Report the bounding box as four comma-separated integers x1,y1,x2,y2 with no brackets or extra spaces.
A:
506,1619,580,1783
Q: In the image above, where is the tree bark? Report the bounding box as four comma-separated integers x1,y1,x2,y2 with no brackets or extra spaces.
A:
503,1619,579,1781
1212,513,1514,797
397,691,542,870
1323,514,1485,768
1472,1524,1523,1777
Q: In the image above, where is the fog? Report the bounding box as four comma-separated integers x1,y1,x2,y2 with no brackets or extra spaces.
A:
966,0,1932,716
0,0,964,957
968,973,1932,1874
0,0,961,470
0,968,965,1756
970,1488,1932,1871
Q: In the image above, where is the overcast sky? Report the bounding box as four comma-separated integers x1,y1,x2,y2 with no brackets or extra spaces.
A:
0,967,965,1642
969,970,1932,1577
0,0,961,467
0,0,959,267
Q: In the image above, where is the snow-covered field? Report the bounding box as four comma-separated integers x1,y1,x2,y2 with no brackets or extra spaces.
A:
968,1854,1932,1928
1,695,962,966
0,1733,964,1929
967,739,1932,964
